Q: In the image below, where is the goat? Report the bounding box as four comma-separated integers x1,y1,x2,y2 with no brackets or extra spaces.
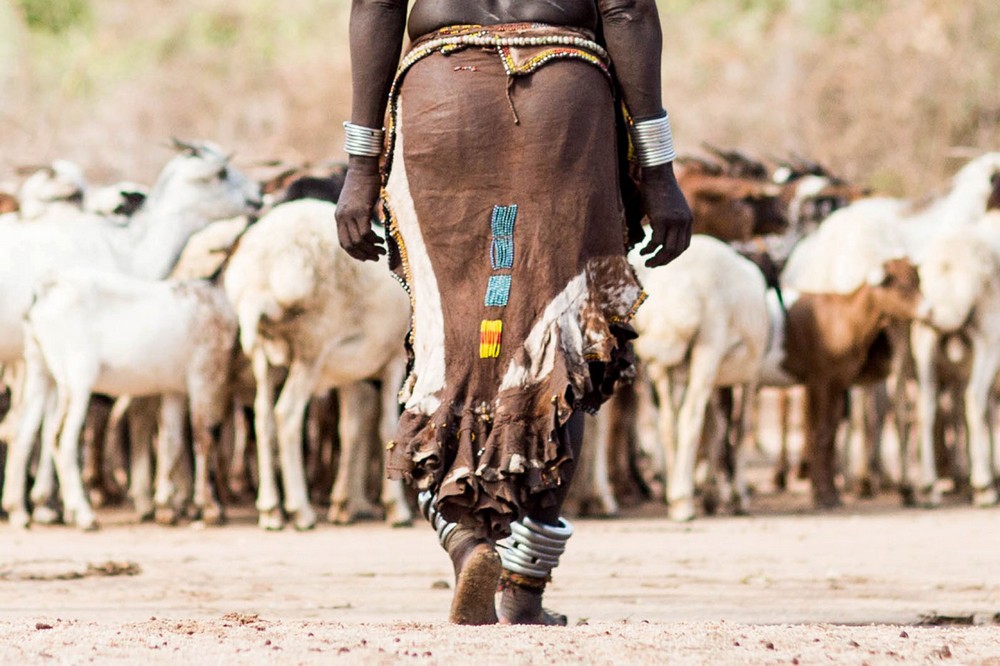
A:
676,162,787,242
763,259,926,508
910,224,1000,507
8,269,239,530
224,198,413,530
779,153,1000,500
12,160,88,220
1,140,260,526
631,235,770,521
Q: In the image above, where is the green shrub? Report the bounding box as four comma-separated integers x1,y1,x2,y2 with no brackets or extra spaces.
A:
18,0,91,35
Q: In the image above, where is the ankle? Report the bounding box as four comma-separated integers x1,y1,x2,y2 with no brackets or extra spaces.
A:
444,528,491,575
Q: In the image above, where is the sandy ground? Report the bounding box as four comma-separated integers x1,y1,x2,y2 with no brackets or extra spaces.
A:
1,485,999,666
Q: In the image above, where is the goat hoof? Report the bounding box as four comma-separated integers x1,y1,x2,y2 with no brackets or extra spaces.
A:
290,506,317,531
7,510,30,529
812,492,842,510
668,497,696,522
196,504,226,527
68,509,98,531
327,504,351,525
730,497,750,516
855,477,876,499
701,491,719,516
154,506,178,526
134,501,155,523
917,485,943,508
31,505,62,526
594,497,620,519
327,501,377,525
899,485,917,507
78,516,99,532
772,471,788,493
973,486,998,507
258,509,284,531
384,502,414,528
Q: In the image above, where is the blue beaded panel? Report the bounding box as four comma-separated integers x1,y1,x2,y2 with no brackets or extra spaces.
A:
484,274,512,307
491,204,517,237
490,205,517,270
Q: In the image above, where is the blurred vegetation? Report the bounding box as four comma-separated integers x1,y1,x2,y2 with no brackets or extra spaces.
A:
0,0,998,194
17,0,90,34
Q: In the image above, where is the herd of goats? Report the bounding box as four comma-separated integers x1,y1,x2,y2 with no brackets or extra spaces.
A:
0,139,999,532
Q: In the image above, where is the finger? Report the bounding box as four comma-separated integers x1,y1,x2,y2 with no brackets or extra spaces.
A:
640,221,667,256
345,216,371,261
354,230,386,262
337,215,365,259
645,226,685,268
664,224,683,257
362,229,387,256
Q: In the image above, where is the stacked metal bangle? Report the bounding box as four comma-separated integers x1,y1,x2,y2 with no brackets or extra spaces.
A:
496,516,574,579
631,112,676,167
417,491,457,546
343,121,385,157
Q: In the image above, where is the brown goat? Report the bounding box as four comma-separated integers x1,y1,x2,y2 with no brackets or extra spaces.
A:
775,259,924,508
676,165,787,242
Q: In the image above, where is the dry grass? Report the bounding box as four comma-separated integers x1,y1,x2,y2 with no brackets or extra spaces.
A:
1,0,998,193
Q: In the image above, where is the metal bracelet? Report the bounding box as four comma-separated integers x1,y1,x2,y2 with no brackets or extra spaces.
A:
343,121,385,158
631,111,676,167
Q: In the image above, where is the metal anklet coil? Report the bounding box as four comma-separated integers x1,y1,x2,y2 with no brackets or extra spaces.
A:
418,490,457,546
496,516,574,579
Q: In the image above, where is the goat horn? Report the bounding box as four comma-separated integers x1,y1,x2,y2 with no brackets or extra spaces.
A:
701,142,736,162
170,137,200,155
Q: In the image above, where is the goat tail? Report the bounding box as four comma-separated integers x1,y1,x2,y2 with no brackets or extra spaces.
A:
236,296,265,355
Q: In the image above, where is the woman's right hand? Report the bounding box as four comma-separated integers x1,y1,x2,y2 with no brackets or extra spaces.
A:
335,156,386,262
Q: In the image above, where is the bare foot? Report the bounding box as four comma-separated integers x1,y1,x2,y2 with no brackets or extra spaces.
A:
449,541,500,625
498,581,567,626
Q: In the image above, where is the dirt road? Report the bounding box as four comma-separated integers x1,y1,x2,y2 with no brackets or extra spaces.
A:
2,493,999,664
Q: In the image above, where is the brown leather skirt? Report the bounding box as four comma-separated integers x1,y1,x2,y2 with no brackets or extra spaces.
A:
382,24,645,539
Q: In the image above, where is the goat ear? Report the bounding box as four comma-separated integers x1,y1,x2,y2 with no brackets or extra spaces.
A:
866,266,887,286
15,164,52,176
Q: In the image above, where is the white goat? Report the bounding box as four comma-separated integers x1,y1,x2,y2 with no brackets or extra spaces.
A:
910,220,1000,506
11,160,88,221
8,270,238,530
0,140,259,364
105,215,256,522
784,153,1000,293
631,235,769,521
224,198,413,530
1,141,260,527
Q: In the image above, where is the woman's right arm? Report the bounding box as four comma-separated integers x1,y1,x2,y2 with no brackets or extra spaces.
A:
335,0,408,262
